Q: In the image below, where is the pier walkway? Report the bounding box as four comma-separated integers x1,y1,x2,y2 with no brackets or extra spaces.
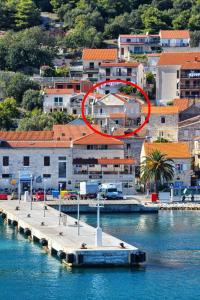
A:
0,200,146,267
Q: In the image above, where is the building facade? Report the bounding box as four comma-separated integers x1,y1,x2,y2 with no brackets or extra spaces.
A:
156,52,200,103
82,48,118,82
98,62,144,93
141,142,192,187
118,34,160,60
0,125,136,195
159,30,190,47
141,106,179,141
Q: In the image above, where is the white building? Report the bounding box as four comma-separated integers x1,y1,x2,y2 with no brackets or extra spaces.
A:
0,125,136,195
90,93,141,134
82,48,118,82
118,33,160,60
159,30,190,47
98,61,144,93
43,88,76,113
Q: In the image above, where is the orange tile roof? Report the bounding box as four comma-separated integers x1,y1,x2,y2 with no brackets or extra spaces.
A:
110,112,126,119
157,52,200,66
82,49,118,61
73,133,123,145
159,30,190,39
0,131,53,141
144,142,191,158
53,124,95,141
141,105,179,114
147,53,161,57
181,61,200,69
100,62,139,67
7,141,70,148
98,158,135,165
113,127,147,138
173,98,190,112
44,88,75,95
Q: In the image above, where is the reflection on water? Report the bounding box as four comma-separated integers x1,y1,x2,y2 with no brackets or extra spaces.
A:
1,211,200,300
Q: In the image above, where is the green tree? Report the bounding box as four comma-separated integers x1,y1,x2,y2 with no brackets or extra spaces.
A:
172,11,190,29
0,27,56,73
0,72,39,103
190,31,200,47
22,89,43,111
51,111,76,124
0,97,19,130
140,150,174,192
141,7,167,33
15,0,41,29
188,14,200,30
146,72,155,84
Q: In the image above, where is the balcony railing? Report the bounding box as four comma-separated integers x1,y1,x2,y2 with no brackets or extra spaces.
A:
74,171,133,175
180,85,200,89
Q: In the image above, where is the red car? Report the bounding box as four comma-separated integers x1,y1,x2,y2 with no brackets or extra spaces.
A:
35,191,45,201
0,193,8,200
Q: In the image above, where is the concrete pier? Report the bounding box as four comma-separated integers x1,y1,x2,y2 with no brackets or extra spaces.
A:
47,199,158,213
0,200,146,267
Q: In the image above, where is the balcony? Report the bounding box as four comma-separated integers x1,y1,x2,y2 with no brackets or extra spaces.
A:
83,67,99,73
180,85,200,89
74,171,133,175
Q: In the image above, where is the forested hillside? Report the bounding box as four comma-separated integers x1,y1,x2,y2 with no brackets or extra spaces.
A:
1,1,200,47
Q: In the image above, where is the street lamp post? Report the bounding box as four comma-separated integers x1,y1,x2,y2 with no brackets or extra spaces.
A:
58,183,62,225
43,178,46,217
95,193,103,247
30,174,33,210
77,193,80,236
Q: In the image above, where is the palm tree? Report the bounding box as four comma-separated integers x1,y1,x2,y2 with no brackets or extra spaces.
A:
140,150,174,193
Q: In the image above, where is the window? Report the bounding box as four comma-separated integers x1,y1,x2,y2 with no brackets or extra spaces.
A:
102,165,107,167
161,116,165,124
76,85,80,90
58,161,66,178
59,156,66,160
126,39,131,42
106,68,110,76
114,164,119,167
67,84,73,89
54,97,63,106
127,143,131,149
115,120,119,124
89,164,95,167
89,62,94,69
184,130,189,137
88,73,93,78
73,109,77,114
2,174,10,178
121,48,124,55
3,156,9,166
101,145,108,150
177,70,179,78
43,174,51,178
23,156,29,166
44,156,50,166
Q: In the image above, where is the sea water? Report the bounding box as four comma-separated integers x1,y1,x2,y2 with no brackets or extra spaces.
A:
0,211,200,300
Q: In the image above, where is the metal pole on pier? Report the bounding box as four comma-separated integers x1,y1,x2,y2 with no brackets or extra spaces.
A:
77,193,80,236
58,183,62,225
18,171,21,206
30,175,33,210
43,179,46,217
95,193,102,247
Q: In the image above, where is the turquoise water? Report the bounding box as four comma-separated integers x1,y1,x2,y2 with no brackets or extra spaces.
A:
1,211,200,300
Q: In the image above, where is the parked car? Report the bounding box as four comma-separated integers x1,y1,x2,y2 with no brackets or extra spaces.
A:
105,190,124,200
35,191,45,201
0,193,8,200
64,192,78,200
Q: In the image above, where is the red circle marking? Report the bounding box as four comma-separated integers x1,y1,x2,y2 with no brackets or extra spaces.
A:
81,79,151,139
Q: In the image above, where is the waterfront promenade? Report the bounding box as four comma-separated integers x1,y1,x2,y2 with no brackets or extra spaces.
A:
0,200,145,267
